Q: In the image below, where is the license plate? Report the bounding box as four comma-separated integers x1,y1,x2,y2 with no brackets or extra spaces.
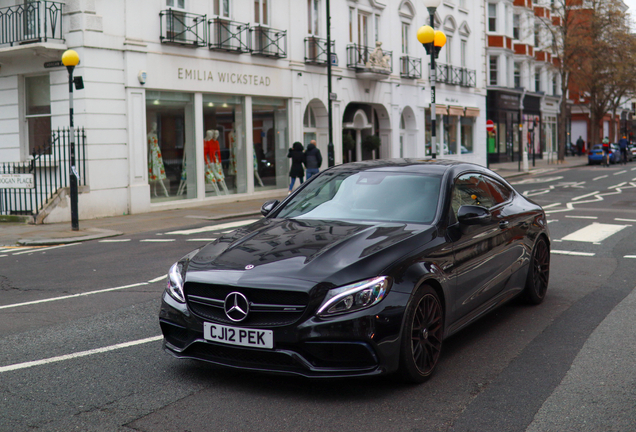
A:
203,322,273,349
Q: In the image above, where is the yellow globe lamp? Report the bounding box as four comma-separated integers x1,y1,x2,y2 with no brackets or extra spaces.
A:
417,25,435,45
62,49,80,67
433,30,447,48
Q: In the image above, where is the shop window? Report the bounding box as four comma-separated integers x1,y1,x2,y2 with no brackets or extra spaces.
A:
461,117,474,154
25,75,51,155
444,115,458,155
203,94,247,197
252,98,288,190
146,91,196,202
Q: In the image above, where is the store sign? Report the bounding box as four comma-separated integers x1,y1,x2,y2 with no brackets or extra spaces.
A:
0,174,34,189
177,68,272,87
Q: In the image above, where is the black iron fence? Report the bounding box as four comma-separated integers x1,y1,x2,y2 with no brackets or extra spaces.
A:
0,128,86,218
400,55,422,79
436,64,476,88
346,44,393,73
0,1,64,47
160,9,207,47
209,18,249,52
304,37,334,65
250,26,286,58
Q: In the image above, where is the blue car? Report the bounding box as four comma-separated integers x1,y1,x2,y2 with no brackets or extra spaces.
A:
588,144,621,165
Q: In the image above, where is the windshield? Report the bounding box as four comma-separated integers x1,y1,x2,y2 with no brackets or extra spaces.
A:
276,170,442,224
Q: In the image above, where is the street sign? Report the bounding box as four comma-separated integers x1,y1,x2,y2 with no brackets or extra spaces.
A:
486,120,495,132
329,92,337,101
44,60,64,68
330,53,338,66
0,173,34,189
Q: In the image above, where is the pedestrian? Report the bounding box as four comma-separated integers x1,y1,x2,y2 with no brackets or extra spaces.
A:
576,136,584,156
602,137,610,167
618,135,629,165
304,139,323,181
287,141,305,194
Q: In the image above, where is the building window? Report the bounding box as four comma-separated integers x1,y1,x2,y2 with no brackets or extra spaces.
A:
445,36,452,64
514,63,521,88
349,8,354,43
167,0,185,8
374,14,380,42
489,55,498,86
535,71,541,92
461,40,467,67
307,0,320,35
358,12,368,46
214,0,230,18
459,0,466,8
534,22,540,47
25,75,51,155
552,75,558,95
488,3,497,32
303,105,317,146
401,23,409,54
512,14,520,40
254,0,268,25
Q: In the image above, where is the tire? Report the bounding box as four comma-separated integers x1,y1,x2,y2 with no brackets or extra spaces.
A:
523,237,550,305
399,284,444,384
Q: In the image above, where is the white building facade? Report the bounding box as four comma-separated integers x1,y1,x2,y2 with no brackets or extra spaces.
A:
0,0,486,221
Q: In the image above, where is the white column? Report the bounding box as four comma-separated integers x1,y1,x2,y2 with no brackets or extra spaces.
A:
355,129,362,162
245,96,254,194
194,92,205,200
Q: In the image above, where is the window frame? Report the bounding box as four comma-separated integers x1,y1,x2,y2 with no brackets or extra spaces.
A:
214,0,231,18
254,0,269,26
489,55,498,86
488,3,497,33
307,0,320,36
24,74,52,157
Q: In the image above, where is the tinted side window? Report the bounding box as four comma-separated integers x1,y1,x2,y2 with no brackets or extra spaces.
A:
483,176,513,206
451,173,497,213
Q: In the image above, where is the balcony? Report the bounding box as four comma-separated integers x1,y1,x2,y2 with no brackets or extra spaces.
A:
436,64,476,88
249,26,287,58
208,18,249,53
160,9,207,47
346,43,392,80
0,1,64,47
400,55,421,79
304,37,334,66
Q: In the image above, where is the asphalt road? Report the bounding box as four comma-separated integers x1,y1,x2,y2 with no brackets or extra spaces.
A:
1,163,635,431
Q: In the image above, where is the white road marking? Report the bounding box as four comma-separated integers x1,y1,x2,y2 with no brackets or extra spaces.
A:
99,239,131,243
551,250,596,257
632,167,636,171
613,170,627,175
0,246,40,253
0,254,7,258
561,223,627,243
542,203,562,209
615,218,636,223
12,243,81,255
608,182,627,189
0,336,163,374
593,175,608,181
571,192,599,201
140,239,175,243
510,176,563,185
166,219,258,235
552,239,563,242
0,282,149,310
148,275,166,283
624,255,636,259
186,238,218,242
547,220,559,223
565,215,598,220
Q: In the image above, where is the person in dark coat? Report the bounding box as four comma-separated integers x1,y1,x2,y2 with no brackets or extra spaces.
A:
304,139,323,180
287,141,305,193
576,136,585,156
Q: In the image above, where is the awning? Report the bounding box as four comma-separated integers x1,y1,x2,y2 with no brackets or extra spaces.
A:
434,104,448,115
464,107,480,117
448,106,464,116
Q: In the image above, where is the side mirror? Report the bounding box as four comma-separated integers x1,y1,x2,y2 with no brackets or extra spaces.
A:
260,199,279,217
457,205,491,225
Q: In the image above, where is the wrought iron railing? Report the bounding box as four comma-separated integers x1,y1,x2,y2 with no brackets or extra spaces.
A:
346,44,393,73
160,9,207,47
209,18,249,52
249,26,286,57
0,128,86,218
304,37,334,65
0,1,63,47
436,63,476,87
400,55,421,79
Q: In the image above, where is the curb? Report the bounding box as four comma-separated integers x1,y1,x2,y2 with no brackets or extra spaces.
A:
18,228,123,246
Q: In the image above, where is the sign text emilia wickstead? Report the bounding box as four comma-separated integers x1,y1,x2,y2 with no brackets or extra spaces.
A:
177,68,271,86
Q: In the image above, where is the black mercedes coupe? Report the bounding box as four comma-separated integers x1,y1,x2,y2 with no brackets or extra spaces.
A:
159,159,550,383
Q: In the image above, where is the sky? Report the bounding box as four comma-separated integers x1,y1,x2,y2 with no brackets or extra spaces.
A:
625,0,636,20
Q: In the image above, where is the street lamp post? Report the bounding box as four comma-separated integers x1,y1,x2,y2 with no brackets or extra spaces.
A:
326,0,334,167
62,49,80,231
417,0,446,160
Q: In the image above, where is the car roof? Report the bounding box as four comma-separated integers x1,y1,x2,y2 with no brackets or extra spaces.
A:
326,159,493,178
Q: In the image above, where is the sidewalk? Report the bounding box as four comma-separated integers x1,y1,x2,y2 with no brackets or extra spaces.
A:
0,155,589,247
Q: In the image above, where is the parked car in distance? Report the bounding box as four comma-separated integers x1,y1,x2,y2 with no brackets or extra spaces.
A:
159,159,551,383
588,144,621,165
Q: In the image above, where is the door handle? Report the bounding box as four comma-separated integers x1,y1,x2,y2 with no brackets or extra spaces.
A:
499,220,509,229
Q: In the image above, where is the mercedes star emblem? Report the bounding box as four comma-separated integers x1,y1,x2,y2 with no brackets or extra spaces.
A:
245,264,254,270
224,292,250,322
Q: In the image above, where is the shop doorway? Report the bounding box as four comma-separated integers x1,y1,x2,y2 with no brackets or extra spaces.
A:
342,103,391,163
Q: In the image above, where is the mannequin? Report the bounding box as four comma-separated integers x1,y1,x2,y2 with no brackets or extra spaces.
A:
147,122,169,197
204,129,221,164
204,130,229,195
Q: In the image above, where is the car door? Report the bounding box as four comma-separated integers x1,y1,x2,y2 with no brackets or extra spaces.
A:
447,173,517,326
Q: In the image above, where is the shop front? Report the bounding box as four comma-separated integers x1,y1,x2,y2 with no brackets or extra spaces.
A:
128,54,292,213
522,95,542,163
487,90,521,164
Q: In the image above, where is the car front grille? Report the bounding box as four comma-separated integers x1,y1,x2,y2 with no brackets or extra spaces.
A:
186,342,299,368
184,282,309,327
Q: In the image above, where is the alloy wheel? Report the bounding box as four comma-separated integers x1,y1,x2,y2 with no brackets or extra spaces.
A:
410,293,443,376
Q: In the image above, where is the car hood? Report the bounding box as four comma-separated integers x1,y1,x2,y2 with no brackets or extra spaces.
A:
186,218,436,286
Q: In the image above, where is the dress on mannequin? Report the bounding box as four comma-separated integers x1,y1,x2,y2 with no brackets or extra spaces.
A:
148,122,169,197
204,130,229,195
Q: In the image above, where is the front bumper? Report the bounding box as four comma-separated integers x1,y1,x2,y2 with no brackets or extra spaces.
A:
159,289,409,378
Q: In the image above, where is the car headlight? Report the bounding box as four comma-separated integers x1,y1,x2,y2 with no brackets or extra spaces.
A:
316,276,391,317
167,262,185,303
